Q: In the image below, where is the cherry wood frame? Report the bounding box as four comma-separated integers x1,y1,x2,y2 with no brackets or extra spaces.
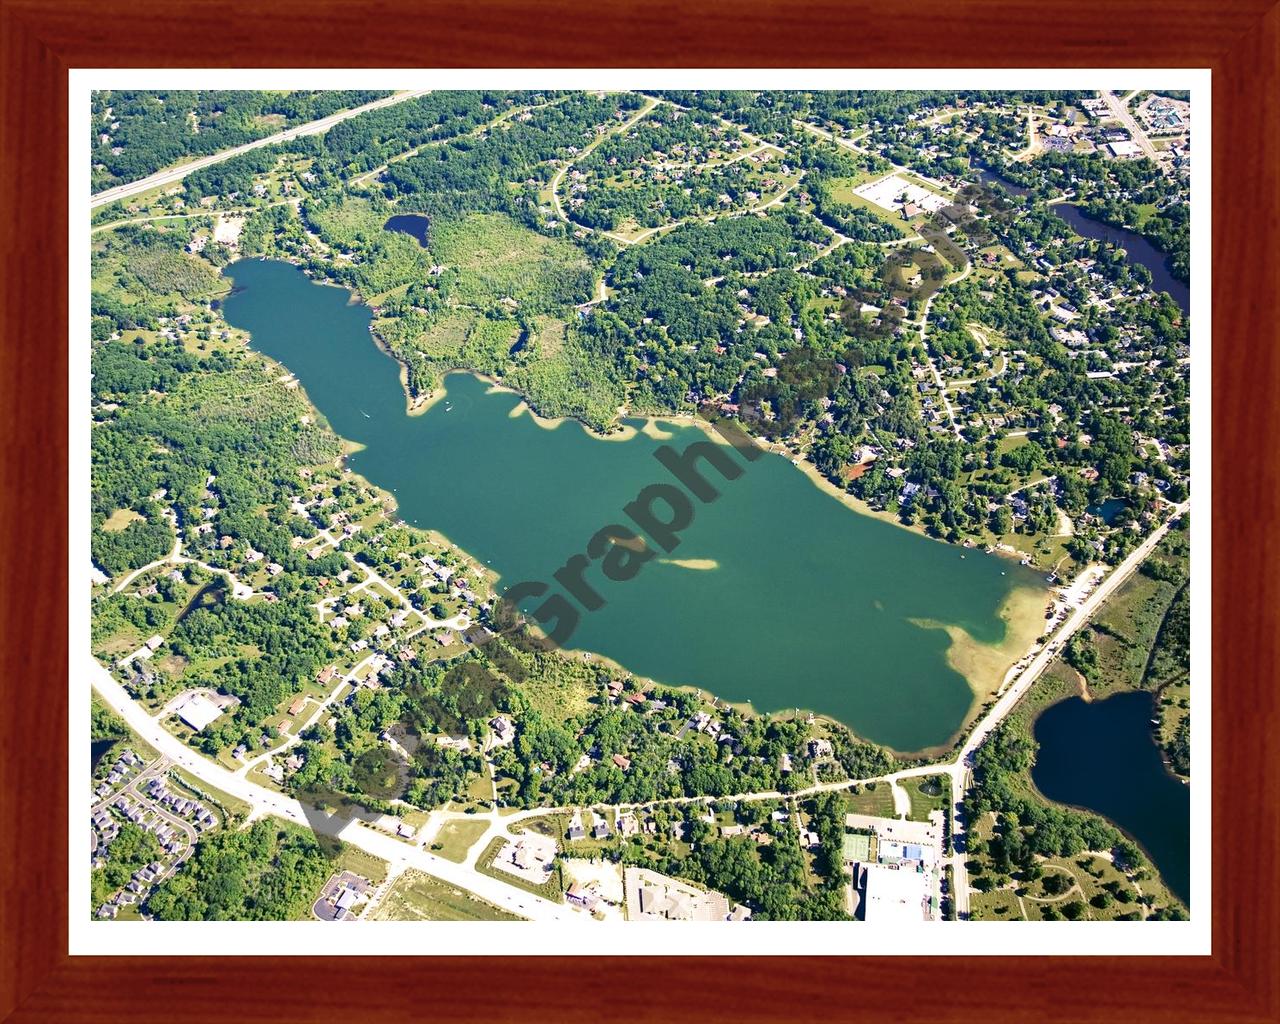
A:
2,1,1276,1020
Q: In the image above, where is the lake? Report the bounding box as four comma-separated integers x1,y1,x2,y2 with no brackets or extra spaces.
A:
1032,690,1190,906
1053,203,1189,314
971,166,1189,314
384,214,430,247
222,258,1045,753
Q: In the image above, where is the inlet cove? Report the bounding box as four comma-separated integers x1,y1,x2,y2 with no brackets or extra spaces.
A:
223,258,1044,753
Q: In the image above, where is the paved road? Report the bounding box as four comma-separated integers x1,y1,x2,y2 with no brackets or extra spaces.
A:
549,98,658,226
90,662,580,922
963,499,1189,765
1100,90,1160,163
913,260,973,439
942,498,1190,915
90,91,431,209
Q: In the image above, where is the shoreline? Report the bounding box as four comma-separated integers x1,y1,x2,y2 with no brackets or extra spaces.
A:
1023,686,1190,911
227,262,1074,766
297,261,1075,581
358,371,1055,763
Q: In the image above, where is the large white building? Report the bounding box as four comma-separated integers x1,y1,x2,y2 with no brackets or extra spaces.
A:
174,694,225,732
861,862,929,924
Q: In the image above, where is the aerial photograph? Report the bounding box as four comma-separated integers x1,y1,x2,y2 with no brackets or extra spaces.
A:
87,85,1193,928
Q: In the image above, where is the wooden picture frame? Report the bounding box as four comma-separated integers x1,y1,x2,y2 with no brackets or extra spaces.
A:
1,1,1276,1019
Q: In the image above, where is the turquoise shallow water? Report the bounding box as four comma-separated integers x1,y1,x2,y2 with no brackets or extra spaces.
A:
223,258,1043,751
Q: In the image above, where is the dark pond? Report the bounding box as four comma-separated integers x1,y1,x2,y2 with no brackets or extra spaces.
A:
176,577,227,624
971,165,1189,314
384,214,430,247
91,738,115,771
1053,203,1189,314
1032,689,1190,907
1087,498,1128,525
972,164,1031,198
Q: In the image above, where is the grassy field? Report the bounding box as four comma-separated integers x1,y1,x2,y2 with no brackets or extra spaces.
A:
526,314,568,360
168,765,253,823
430,212,592,309
330,845,389,885
902,775,950,823
846,782,896,818
972,840,1178,922
93,227,229,307
306,195,388,247
824,182,915,229
369,870,523,922
824,168,894,202
430,818,490,863
101,508,145,532
969,885,1024,920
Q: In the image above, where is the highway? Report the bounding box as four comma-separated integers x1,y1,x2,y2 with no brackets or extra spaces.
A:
944,498,1191,915
90,662,581,922
90,499,1186,924
90,90,431,210
1100,90,1161,163
962,499,1188,764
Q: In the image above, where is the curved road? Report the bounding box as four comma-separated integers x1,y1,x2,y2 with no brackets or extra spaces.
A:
91,90,431,210
92,499,1186,923
90,662,578,922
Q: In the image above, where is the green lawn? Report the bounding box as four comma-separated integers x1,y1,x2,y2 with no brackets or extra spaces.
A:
846,782,896,818
430,818,490,863
369,870,523,922
969,886,1024,920
1021,853,1160,921
902,775,950,823
823,168,888,201
101,508,145,532
330,845,389,885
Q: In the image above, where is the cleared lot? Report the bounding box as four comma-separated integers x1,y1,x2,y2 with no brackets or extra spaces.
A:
853,173,949,213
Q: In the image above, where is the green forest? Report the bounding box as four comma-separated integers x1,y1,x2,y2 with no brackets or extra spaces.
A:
89,86,1195,923
91,90,389,192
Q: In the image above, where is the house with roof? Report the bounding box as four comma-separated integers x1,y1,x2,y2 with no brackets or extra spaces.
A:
566,882,602,911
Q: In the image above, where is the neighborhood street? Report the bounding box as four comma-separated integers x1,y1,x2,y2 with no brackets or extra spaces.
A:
92,497,1186,923
90,662,579,923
